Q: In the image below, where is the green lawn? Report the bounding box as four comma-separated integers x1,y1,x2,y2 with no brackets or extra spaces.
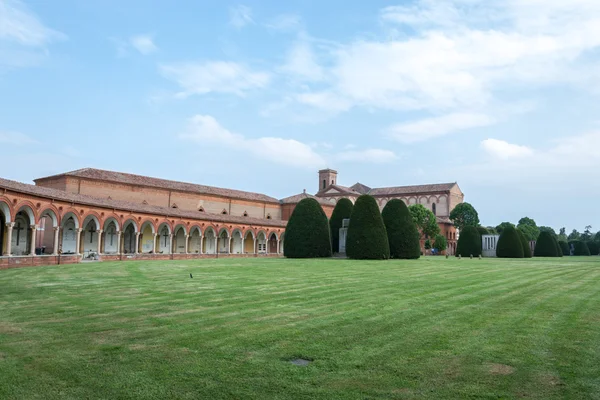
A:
1,257,600,399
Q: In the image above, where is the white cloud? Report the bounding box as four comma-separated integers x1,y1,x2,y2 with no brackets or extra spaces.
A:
336,149,398,164
266,14,302,32
0,131,38,145
281,39,324,81
229,5,253,29
295,91,352,113
0,0,65,46
130,34,157,55
160,61,270,97
481,138,533,160
388,113,495,143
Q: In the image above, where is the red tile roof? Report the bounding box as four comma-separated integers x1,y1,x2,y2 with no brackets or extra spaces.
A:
368,183,458,196
280,192,335,205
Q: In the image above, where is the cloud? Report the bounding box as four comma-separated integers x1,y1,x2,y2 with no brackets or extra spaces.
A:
387,113,495,143
160,61,270,97
229,5,253,29
481,138,533,160
130,34,157,55
0,0,65,46
266,14,302,32
336,149,398,164
281,39,324,81
0,131,38,145
295,91,352,114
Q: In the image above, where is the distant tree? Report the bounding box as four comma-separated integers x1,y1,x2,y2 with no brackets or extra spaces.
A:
496,226,524,258
449,202,480,231
554,236,564,258
456,226,482,257
496,222,515,235
516,229,532,258
409,204,440,239
582,225,593,242
586,241,600,256
433,234,448,253
539,226,557,237
486,226,498,235
568,229,581,241
534,231,559,257
284,198,332,258
517,217,540,241
558,240,570,256
477,226,490,236
595,232,600,243
381,199,420,259
570,240,591,256
558,227,568,242
329,198,354,253
346,195,390,260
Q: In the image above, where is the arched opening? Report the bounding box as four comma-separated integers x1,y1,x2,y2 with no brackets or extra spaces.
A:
174,226,187,254
0,201,8,256
257,232,267,254
61,214,79,254
11,207,35,256
81,216,100,257
103,220,119,254
122,220,137,254
244,231,255,254
322,179,326,189
221,209,228,215
279,233,284,254
157,223,171,254
432,203,437,216
268,233,278,254
231,230,243,254
203,228,216,254
189,227,202,253
140,221,155,253
218,229,229,253
37,210,57,255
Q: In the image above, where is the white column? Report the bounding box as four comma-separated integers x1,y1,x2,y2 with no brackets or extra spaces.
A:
277,239,280,254
29,225,37,256
228,237,232,254
134,232,140,254
97,230,103,255
116,231,122,254
253,238,257,254
75,228,82,255
4,222,14,256
52,227,60,255
152,233,157,253
169,234,173,254
199,236,203,254
266,239,269,254
184,235,189,254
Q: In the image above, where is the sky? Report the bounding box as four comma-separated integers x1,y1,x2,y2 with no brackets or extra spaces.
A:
1,0,600,233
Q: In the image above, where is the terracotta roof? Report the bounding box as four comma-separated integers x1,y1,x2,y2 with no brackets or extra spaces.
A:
0,177,286,228
280,192,335,206
34,168,280,204
316,184,361,197
368,183,457,196
350,182,371,194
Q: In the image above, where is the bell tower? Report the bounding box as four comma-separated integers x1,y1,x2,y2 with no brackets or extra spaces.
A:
318,169,338,192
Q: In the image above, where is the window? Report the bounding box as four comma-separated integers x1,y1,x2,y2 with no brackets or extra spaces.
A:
331,179,334,184
432,203,436,216
322,179,326,189
198,206,205,212
221,209,228,215
171,204,178,209
266,214,272,220
243,211,248,217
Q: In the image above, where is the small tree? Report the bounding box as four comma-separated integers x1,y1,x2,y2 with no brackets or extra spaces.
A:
553,236,563,258
568,229,581,241
409,204,440,239
516,229,532,258
477,226,489,236
284,198,332,258
456,226,482,257
329,198,354,253
496,222,515,235
534,231,558,257
434,234,447,254
582,225,593,242
346,195,390,260
449,202,480,231
517,217,540,241
381,199,420,259
570,240,591,256
586,241,600,256
558,228,568,242
496,226,524,258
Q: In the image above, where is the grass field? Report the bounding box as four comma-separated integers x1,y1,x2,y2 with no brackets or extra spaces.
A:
1,257,600,399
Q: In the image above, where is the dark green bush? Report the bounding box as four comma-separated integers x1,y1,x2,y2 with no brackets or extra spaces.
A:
517,229,532,258
496,226,524,258
433,234,448,253
456,226,482,257
534,231,558,257
586,241,600,256
558,240,570,256
570,240,591,256
329,198,354,253
477,226,489,236
347,195,390,260
381,199,420,259
284,198,332,258
554,236,563,258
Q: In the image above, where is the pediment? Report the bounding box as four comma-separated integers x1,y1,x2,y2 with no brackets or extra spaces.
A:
324,188,342,194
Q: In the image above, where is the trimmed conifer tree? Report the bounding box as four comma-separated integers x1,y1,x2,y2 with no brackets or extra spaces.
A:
571,240,591,256
329,198,354,254
284,198,332,258
496,226,524,258
559,240,570,256
554,236,564,258
517,229,532,258
534,231,558,257
381,199,420,259
346,195,390,260
456,226,482,257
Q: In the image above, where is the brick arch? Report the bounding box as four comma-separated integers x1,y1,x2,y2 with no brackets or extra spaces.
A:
39,206,60,227
0,197,12,223
218,227,230,238
203,226,217,237
60,207,82,228
140,219,157,234
157,221,172,234
243,229,256,239
268,231,280,240
103,213,122,231
82,211,103,230
173,223,187,235
14,201,39,225
231,228,244,238
122,218,138,233
189,225,202,236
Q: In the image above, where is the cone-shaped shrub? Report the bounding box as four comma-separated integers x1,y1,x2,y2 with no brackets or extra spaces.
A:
570,240,591,256
381,199,420,259
497,226,524,258
456,226,482,257
586,241,600,256
329,198,354,253
284,198,332,258
346,195,390,260
534,231,558,257
559,240,570,256
554,236,564,258
517,229,532,258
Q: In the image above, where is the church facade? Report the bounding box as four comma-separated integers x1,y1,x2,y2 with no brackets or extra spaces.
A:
0,168,463,268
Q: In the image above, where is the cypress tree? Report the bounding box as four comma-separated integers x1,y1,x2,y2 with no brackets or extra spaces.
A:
570,240,591,256
534,231,558,257
497,226,524,258
329,198,354,253
558,240,570,256
381,199,420,259
456,226,482,257
554,236,564,258
346,195,390,260
284,198,332,258
517,229,532,258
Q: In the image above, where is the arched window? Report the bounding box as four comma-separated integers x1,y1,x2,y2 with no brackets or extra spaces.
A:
243,211,248,217
221,209,228,215
432,203,436,216
198,206,205,212
322,179,326,189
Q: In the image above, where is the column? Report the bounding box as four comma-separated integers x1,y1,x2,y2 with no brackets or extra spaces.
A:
184,235,189,254
134,232,140,254
199,236,203,254
52,227,60,255
253,238,257,254
169,234,173,254
228,237,232,254
29,225,37,256
116,231,122,254
266,239,269,254
75,228,82,255
277,239,280,255
97,230,103,255
152,233,157,253
4,223,14,256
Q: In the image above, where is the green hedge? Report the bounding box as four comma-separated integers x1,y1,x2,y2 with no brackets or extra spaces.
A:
569,240,591,256
497,226,524,258
517,229,532,258
381,199,420,259
586,241,600,255
558,240,570,256
347,195,390,260
534,231,558,257
329,198,354,253
554,236,563,258
284,198,332,258
456,226,482,257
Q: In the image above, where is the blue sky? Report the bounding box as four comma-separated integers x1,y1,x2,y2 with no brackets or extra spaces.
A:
1,0,600,233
